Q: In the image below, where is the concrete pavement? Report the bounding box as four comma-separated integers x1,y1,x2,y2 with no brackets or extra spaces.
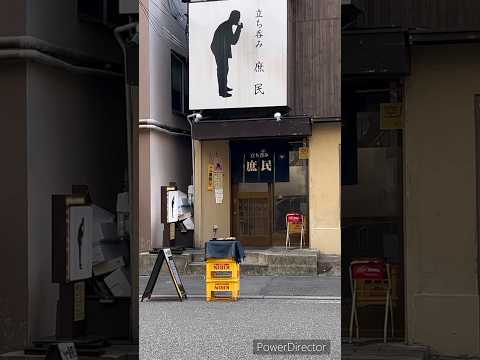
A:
139,274,341,299
140,299,340,360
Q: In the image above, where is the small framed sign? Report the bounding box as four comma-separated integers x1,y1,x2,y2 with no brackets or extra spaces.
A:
67,206,93,282
298,147,309,160
380,103,403,130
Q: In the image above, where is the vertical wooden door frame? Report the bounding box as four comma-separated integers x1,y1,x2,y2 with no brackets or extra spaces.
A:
475,95,480,307
474,94,480,350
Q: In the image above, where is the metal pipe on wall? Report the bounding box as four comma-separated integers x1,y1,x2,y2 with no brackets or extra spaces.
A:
0,49,122,78
139,118,190,136
0,35,117,67
113,21,138,343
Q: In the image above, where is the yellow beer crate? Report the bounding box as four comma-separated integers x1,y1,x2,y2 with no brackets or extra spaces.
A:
206,258,240,281
206,280,240,301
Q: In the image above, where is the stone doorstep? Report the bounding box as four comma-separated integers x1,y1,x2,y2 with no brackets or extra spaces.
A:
138,252,190,276
342,342,430,360
318,254,341,276
186,262,317,276
139,249,331,277
0,351,135,360
1,344,138,360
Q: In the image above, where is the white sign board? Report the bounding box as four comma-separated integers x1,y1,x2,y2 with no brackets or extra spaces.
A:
189,0,288,110
167,191,179,223
68,206,93,282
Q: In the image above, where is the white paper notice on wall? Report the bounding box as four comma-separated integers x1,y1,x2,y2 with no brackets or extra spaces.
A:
213,171,224,190
215,189,224,204
189,0,288,110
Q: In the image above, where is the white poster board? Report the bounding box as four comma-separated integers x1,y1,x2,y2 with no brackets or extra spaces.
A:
167,191,179,223
189,0,288,110
68,206,93,281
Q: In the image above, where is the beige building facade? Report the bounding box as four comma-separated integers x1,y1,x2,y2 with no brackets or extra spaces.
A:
190,0,342,255
193,123,342,256
342,31,480,354
404,43,480,355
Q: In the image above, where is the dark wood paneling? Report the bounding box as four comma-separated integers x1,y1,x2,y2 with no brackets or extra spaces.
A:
192,117,312,140
342,32,410,76
289,0,341,119
0,62,28,354
0,0,26,35
355,0,480,31
293,0,340,21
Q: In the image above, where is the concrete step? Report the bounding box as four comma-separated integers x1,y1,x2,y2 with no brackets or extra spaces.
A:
187,261,316,276
1,346,138,360
341,343,429,360
318,254,341,276
192,253,204,262
182,250,204,262
140,248,335,277
186,250,267,264
187,261,270,276
139,252,191,276
342,353,424,360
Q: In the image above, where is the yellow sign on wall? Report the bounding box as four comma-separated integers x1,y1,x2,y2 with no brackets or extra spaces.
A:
299,147,309,160
380,103,403,130
207,164,214,191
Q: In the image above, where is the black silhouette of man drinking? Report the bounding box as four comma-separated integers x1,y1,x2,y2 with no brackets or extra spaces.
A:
211,10,243,98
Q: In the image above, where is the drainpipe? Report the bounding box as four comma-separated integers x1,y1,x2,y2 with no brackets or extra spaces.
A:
139,118,190,137
114,22,138,344
114,22,137,249
0,35,122,77
186,117,195,196
0,49,121,78
0,35,114,64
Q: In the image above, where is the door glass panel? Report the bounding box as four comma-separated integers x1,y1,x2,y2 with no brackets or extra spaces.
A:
273,144,308,240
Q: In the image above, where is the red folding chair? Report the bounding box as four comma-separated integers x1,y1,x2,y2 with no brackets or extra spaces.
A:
285,213,304,249
349,259,394,343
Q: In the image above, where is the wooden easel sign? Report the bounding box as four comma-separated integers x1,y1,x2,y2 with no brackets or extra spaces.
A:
141,248,187,301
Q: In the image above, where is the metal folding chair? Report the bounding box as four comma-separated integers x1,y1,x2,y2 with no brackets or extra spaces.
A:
285,213,304,249
349,259,394,343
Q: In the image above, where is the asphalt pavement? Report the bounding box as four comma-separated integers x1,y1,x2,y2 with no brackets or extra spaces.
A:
140,298,340,360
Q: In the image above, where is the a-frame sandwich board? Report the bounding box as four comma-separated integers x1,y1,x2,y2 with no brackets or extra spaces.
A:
141,248,187,301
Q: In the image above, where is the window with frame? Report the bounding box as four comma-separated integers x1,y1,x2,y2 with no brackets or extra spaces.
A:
77,0,118,25
171,52,188,114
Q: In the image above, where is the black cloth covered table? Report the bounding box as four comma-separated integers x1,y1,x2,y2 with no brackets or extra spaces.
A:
205,239,246,263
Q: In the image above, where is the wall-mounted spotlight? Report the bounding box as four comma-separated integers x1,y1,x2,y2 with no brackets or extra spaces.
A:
193,113,203,123
274,112,282,122
187,112,203,123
